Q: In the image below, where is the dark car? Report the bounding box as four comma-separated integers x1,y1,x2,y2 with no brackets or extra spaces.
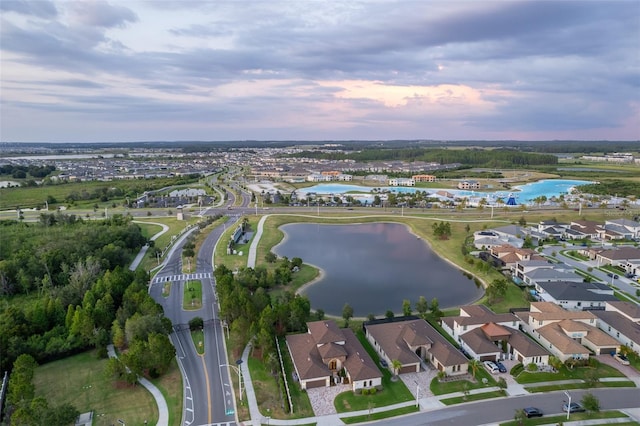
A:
379,359,388,368
523,407,543,418
496,361,507,373
562,402,586,413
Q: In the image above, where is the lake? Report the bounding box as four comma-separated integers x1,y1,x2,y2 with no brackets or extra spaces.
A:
272,222,483,317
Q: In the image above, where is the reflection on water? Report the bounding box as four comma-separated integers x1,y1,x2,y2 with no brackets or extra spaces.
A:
273,223,483,316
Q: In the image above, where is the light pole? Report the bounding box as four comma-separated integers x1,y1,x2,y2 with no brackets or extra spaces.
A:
220,360,243,401
564,390,571,420
414,381,420,408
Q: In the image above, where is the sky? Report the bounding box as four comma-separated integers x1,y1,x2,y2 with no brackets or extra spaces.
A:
1,0,639,143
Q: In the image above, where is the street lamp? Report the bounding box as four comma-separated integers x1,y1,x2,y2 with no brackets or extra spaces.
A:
220,360,243,401
564,390,571,420
415,381,420,408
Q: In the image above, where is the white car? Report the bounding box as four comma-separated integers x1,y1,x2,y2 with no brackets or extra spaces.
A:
483,360,499,374
614,353,630,365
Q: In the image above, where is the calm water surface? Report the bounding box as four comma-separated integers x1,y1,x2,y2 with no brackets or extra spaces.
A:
273,222,483,316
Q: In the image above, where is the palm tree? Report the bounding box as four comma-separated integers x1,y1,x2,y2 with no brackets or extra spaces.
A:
391,359,402,378
468,359,481,378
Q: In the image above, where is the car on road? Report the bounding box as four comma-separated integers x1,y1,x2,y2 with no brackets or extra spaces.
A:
523,407,543,418
613,353,630,365
562,402,586,413
379,359,388,368
496,361,507,373
607,272,619,279
483,360,499,374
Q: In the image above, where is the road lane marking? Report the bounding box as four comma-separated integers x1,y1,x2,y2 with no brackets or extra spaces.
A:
201,354,213,424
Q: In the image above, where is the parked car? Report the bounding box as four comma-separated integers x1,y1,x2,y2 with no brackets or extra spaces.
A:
523,407,543,418
613,353,630,365
496,361,507,373
562,402,586,413
379,359,388,368
483,360,499,374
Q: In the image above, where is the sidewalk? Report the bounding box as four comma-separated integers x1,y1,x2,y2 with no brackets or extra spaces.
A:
107,345,169,426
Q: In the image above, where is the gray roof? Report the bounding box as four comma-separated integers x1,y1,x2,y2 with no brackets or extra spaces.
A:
527,268,582,282
592,311,640,347
537,281,617,302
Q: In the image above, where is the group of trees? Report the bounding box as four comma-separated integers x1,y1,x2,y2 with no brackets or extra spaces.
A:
0,213,147,297
5,354,79,425
432,221,452,240
0,164,56,179
342,296,443,327
213,264,311,367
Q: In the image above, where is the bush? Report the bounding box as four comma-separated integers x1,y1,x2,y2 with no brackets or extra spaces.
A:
526,363,538,372
510,363,524,376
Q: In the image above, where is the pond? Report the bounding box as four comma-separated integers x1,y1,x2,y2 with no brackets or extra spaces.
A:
272,222,483,317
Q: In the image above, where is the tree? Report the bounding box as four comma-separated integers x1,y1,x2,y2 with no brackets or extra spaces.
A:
430,298,442,319
432,221,452,240
468,359,481,378
189,316,204,331
415,296,429,319
402,299,412,317
581,392,600,412
486,278,508,304
264,252,277,263
385,310,395,319
342,303,353,327
391,359,402,377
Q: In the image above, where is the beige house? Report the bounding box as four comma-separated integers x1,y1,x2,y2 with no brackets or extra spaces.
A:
516,302,619,362
441,305,550,366
285,320,382,391
593,301,640,355
365,318,468,376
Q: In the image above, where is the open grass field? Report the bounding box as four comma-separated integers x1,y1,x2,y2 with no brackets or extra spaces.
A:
33,350,159,426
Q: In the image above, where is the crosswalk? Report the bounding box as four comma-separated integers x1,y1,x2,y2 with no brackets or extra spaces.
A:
152,272,212,284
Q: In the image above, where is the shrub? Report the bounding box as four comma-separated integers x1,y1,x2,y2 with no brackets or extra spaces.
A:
510,363,524,376
526,363,538,372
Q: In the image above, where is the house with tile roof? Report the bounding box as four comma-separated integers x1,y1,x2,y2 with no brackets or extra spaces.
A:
489,244,545,269
605,219,640,239
594,247,640,271
285,320,382,391
515,302,619,362
567,220,600,240
440,305,550,366
364,318,469,377
512,260,583,286
592,301,640,355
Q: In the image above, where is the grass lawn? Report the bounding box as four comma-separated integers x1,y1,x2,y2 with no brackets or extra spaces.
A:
334,330,413,413
515,363,624,384
33,350,158,426
191,329,205,355
149,358,183,426
341,405,419,424
500,410,631,426
183,280,202,310
429,368,496,396
439,389,506,405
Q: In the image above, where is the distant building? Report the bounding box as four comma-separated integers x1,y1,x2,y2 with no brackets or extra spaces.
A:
458,180,481,190
412,174,436,182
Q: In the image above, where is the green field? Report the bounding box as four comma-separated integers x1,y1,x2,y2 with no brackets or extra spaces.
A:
33,350,159,426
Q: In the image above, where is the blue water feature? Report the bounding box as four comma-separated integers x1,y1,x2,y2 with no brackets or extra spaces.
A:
298,179,592,204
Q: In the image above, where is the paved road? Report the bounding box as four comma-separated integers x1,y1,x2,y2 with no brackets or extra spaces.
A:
380,388,640,426
150,217,237,426
540,244,639,296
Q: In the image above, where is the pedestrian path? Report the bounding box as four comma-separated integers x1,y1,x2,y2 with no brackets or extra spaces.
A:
106,345,169,426
152,272,212,284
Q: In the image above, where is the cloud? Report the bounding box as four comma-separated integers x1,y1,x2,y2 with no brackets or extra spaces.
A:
70,1,138,28
0,0,57,18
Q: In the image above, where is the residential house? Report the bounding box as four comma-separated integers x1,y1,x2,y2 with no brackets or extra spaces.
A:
592,301,640,355
605,219,640,239
595,247,640,273
597,223,635,240
473,231,522,250
566,220,600,240
537,220,570,240
512,260,583,287
457,180,481,190
441,305,550,365
286,320,382,391
516,302,619,362
388,178,415,187
412,174,437,182
533,281,617,311
364,318,468,376
490,244,545,269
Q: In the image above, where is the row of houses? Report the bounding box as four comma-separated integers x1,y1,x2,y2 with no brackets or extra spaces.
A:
305,172,439,186
286,298,640,393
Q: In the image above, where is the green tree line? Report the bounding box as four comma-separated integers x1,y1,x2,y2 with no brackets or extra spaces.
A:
285,148,558,168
